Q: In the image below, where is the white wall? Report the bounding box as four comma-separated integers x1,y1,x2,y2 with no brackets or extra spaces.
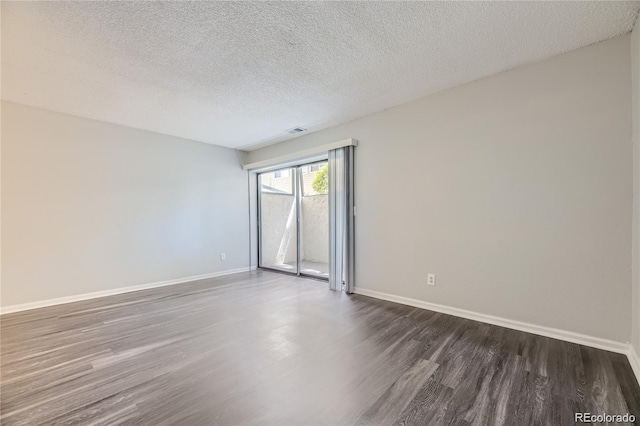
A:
1,101,250,308
632,23,640,354
245,35,633,343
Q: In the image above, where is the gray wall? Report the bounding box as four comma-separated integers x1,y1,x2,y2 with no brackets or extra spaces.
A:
632,23,640,354
1,101,250,308
245,36,633,342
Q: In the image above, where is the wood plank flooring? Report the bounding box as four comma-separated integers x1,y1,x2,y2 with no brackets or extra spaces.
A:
1,270,638,425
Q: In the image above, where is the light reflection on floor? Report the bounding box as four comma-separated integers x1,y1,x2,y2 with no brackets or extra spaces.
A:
275,261,329,279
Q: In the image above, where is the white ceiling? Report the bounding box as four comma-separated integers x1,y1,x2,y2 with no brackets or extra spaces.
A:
2,2,639,151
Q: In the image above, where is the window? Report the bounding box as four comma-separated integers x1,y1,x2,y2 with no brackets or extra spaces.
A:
274,170,290,178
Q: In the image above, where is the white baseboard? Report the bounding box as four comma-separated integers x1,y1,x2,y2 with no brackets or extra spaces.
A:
0,266,256,315
353,287,630,355
628,345,640,385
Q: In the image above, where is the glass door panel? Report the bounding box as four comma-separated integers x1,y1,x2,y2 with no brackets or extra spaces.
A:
258,168,298,273
298,161,329,279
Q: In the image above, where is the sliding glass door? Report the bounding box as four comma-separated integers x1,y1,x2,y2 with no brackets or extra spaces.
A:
258,167,299,273
258,161,329,279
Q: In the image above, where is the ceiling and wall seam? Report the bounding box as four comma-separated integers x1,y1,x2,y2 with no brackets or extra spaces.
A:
3,1,639,150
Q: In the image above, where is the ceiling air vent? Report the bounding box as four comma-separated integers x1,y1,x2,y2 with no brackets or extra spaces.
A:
287,127,307,134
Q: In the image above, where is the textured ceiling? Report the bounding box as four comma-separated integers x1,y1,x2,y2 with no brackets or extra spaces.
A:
2,1,639,150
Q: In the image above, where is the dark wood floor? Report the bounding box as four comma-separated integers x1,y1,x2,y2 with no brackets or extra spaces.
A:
1,270,638,425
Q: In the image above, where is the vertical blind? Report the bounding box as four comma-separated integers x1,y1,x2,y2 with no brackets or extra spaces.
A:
328,146,355,293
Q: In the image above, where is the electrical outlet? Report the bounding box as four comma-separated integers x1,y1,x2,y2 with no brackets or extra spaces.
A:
427,274,436,286
220,253,226,261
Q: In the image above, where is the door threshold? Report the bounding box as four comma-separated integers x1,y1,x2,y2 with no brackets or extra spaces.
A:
257,267,329,282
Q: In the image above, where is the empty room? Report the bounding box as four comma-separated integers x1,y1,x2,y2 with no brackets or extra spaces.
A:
2,1,640,425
